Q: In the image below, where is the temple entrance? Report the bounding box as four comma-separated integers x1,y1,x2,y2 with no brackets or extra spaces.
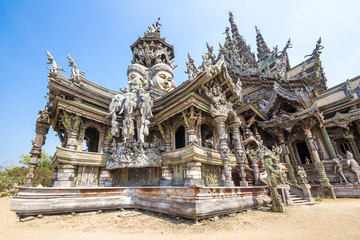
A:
175,126,185,149
83,127,99,152
296,142,311,164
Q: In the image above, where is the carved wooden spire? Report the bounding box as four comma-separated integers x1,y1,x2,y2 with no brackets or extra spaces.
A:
228,12,255,65
255,26,270,61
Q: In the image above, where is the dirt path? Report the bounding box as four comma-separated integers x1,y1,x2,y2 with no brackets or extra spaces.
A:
1,197,360,240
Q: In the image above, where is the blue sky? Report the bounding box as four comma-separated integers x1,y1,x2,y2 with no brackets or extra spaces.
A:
0,0,359,167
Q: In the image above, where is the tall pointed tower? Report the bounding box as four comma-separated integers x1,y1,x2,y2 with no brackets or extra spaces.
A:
127,18,177,97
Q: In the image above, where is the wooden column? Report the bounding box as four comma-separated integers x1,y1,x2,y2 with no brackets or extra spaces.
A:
320,126,337,159
25,114,50,187
229,120,248,187
303,126,335,198
278,131,298,185
214,116,233,187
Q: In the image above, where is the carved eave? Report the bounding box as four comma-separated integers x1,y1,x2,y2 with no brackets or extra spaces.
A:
324,109,360,129
151,92,211,126
236,102,268,121
52,96,111,129
48,73,118,110
258,103,320,132
260,82,305,115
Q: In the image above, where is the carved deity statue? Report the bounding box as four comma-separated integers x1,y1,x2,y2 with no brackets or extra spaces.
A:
331,156,349,184
145,17,162,35
264,156,284,212
346,151,360,183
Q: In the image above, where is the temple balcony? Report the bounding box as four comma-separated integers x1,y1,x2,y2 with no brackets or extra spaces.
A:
52,146,108,167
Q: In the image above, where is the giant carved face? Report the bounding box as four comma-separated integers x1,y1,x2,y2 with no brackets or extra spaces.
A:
127,64,148,90
153,70,175,92
128,71,144,86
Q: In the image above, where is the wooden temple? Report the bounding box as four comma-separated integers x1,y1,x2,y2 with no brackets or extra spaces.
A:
10,13,360,219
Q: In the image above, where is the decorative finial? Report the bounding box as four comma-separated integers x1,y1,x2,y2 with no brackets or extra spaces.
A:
184,53,199,80
304,37,324,58
46,50,64,78
67,54,85,84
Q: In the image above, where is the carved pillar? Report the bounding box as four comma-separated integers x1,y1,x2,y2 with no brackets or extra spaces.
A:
25,117,50,187
160,165,173,186
61,112,81,150
320,126,337,159
66,130,78,150
164,127,171,152
229,120,248,187
182,106,201,144
288,143,299,170
343,129,360,163
303,126,335,198
158,123,171,152
184,162,204,186
214,116,233,187
278,131,298,185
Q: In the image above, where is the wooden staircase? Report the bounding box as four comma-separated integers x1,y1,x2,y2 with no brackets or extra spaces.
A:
289,189,317,205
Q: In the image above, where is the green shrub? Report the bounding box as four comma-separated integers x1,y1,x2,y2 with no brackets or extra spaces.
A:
1,192,10,197
313,195,323,202
0,150,53,190
33,167,53,187
0,173,14,192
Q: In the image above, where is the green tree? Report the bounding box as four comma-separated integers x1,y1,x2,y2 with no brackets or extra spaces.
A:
0,150,54,193
19,150,52,171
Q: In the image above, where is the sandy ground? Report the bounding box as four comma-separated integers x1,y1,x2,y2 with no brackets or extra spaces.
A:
1,197,360,240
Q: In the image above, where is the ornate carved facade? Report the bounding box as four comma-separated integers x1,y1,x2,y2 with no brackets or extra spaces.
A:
25,13,360,200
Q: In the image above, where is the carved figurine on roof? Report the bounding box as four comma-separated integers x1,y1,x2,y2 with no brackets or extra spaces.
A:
67,55,85,84
46,50,64,78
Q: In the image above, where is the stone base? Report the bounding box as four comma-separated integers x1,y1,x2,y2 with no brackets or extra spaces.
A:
184,179,205,187
10,186,270,220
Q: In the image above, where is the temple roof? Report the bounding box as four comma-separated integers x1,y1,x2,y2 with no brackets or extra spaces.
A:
259,82,304,115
